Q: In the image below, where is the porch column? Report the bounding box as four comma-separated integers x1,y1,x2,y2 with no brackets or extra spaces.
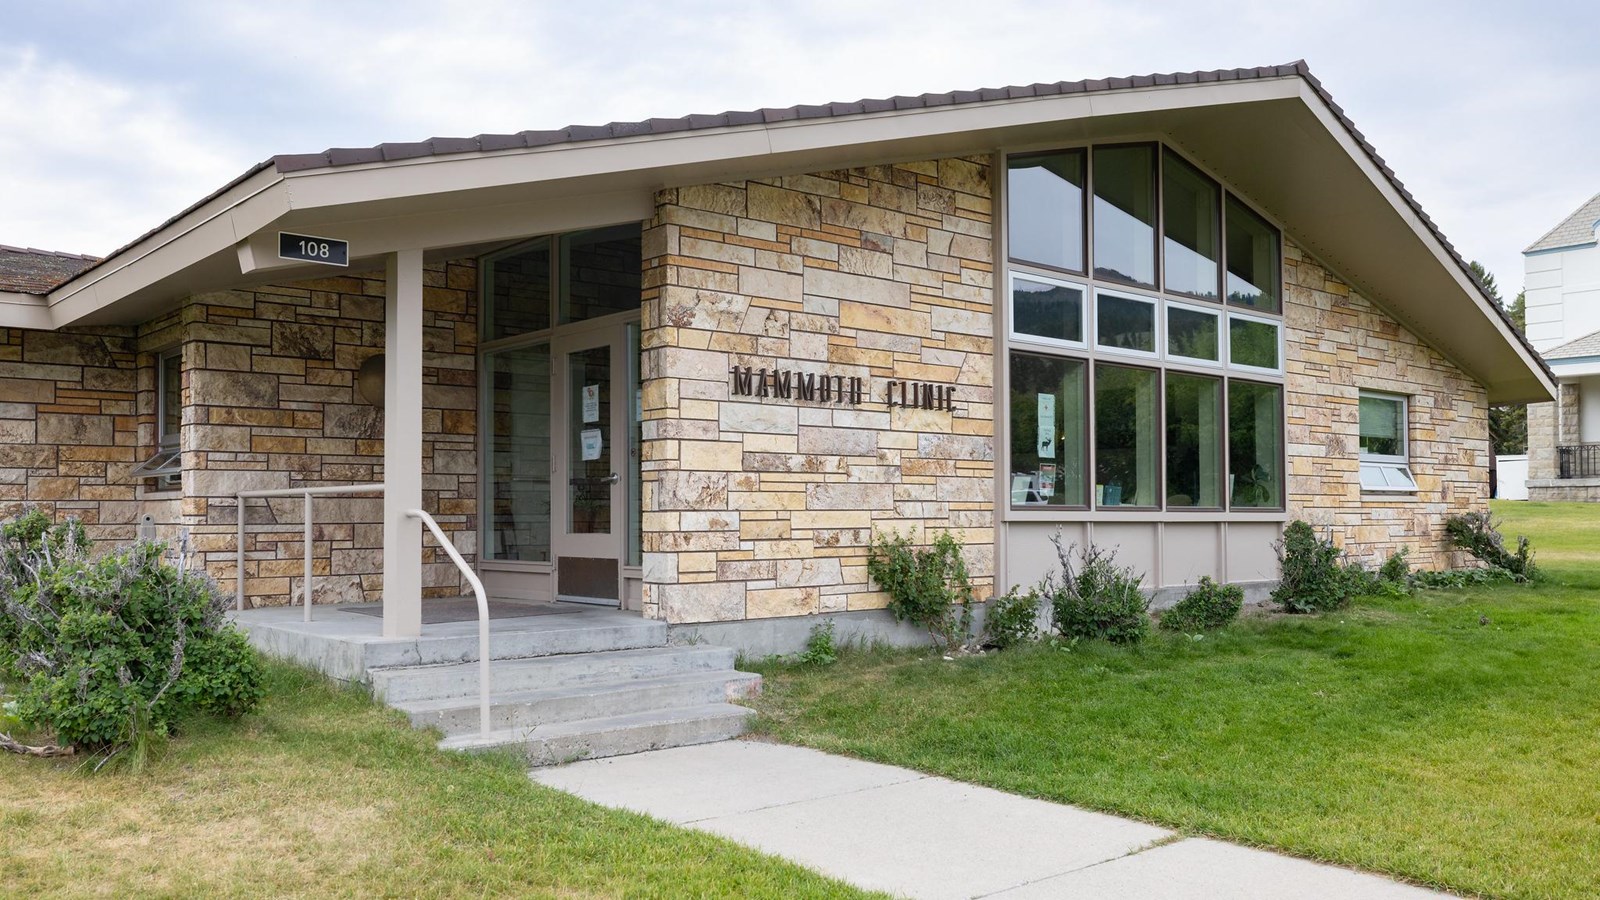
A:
383,249,424,637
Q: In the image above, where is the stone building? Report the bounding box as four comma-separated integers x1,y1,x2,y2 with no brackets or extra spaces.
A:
0,62,1553,653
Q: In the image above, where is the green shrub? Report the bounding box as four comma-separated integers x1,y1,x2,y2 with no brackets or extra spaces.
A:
1444,511,1537,581
0,509,262,758
1271,520,1351,613
1159,577,1243,632
797,620,838,667
866,530,974,651
1410,566,1521,590
1044,536,1149,644
1379,547,1412,585
981,586,1042,650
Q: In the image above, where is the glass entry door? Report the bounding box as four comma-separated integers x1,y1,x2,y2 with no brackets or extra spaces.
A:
552,326,627,604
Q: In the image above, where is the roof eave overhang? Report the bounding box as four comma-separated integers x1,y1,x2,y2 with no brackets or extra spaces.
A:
37,72,1552,405
0,291,52,330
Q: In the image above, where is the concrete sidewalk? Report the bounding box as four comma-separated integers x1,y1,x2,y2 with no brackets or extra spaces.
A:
531,741,1449,899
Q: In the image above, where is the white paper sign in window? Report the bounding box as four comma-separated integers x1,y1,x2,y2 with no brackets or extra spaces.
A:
1037,393,1056,457
582,384,600,423
580,428,603,461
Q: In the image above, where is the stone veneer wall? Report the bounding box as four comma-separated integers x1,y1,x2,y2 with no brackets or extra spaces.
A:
0,327,145,539
1284,241,1486,568
1525,385,1600,500
0,261,480,607
638,158,997,624
184,262,479,607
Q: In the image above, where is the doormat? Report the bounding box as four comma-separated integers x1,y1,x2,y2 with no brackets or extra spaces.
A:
340,599,572,624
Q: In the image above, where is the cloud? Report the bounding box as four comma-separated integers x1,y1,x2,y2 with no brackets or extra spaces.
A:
0,47,251,257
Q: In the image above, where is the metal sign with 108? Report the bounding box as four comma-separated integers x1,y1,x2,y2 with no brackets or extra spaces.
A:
278,232,350,267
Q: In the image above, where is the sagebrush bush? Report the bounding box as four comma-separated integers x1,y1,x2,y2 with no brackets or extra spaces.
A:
1444,511,1537,581
0,509,262,757
1271,520,1351,613
1159,576,1243,632
981,586,1041,650
866,530,974,650
1045,535,1149,644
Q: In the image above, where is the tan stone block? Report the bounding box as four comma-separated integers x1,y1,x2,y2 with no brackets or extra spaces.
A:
747,586,820,618
729,489,807,511
746,183,821,230
679,440,743,471
839,300,931,337
741,519,791,540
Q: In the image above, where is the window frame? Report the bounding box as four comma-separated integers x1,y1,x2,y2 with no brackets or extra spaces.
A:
1160,146,1223,303
1358,391,1418,494
1008,269,1088,352
132,346,184,488
999,140,1288,519
1007,350,1090,511
1005,148,1089,277
1092,286,1161,361
1090,142,1161,291
1224,310,1284,375
1164,299,1223,368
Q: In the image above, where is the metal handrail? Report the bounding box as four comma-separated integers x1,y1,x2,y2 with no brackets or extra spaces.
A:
236,483,384,618
408,508,492,739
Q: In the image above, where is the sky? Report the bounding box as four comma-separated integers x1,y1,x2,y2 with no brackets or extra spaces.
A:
1,0,1596,298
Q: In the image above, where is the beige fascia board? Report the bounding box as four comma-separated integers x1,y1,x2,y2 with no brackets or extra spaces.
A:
1293,82,1554,405
0,291,53,330
46,168,290,326
235,188,654,276
278,78,1305,214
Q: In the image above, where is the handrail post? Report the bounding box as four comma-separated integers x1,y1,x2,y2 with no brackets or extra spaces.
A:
303,491,314,623
407,508,491,739
235,494,245,611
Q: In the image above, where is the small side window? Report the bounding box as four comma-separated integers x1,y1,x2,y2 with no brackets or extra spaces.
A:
1358,391,1417,493
133,348,183,488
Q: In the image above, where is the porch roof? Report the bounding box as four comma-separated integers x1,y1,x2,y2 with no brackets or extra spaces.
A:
11,61,1553,404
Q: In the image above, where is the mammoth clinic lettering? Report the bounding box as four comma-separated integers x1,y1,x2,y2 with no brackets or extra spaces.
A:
729,366,955,412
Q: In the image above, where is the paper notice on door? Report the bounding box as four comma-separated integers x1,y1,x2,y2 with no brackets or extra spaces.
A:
582,384,600,423
1037,393,1056,458
580,428,603,461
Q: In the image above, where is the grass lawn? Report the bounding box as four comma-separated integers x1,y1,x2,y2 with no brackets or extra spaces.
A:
750,501,1600,899
0,661,872,898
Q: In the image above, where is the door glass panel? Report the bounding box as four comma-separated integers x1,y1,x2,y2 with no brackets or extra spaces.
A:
486,344,551,561
485,238,551,340
560,224,643,324
568,345,612,534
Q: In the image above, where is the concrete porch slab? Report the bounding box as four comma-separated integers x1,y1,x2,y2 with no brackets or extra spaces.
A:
231,602,665,681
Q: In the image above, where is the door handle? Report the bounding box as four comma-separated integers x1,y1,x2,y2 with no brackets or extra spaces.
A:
604,472,620,485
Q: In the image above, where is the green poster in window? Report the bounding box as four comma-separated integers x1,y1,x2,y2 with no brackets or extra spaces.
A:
1037,393,1056,458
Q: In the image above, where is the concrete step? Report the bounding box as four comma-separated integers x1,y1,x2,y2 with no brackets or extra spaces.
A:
369,644,740,703
362,614,669,669
439,703,756,766
397,669,763,736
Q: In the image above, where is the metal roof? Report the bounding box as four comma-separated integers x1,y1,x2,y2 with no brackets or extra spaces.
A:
0,245,99,293
1525,191,1600,254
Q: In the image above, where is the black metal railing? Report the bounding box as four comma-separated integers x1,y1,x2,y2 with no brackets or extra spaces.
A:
1557,443,1600,478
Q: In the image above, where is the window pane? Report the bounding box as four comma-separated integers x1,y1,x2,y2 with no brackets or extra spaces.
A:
1166,373,1223,508
1008,151,1086,272
1096,292,1155,354
1167,306,1219,361
1225,195,1280,311
1359,395,1404,456
487,344,552,561
560,224,642,324
1162,149,1220,300
1229,317,1279,369
1092,144,1157,288
1095,364,1158,507
1012,275,1084,344
160,351,181,445
1228,380,1283,508
1009,353,1087,507
487,238,551,340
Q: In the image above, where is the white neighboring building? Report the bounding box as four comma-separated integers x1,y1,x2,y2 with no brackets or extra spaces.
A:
1525,192,1600,500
